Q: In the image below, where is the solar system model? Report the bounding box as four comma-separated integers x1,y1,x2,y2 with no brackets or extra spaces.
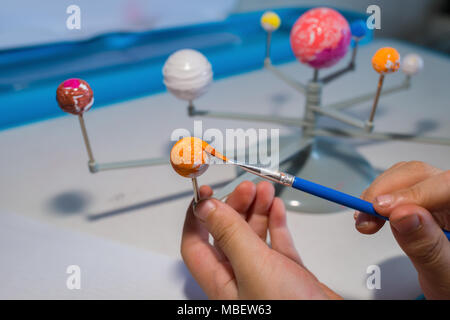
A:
56,7,450,213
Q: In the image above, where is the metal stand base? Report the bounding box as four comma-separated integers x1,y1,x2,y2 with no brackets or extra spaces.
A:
277,136,377,213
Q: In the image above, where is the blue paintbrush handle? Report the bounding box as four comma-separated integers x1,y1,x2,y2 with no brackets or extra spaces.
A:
292,176,450,240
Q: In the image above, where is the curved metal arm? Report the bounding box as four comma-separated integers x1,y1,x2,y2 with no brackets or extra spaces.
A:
189,105,308,127
325,76,411,110
313,127,450,146
319,38,360,84
78,115,95,163
89,157,168,173
309,105,366,129
76,114,167,173
264,59,307,94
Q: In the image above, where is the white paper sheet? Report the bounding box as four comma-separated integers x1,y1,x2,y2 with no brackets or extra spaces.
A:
0,212,206,299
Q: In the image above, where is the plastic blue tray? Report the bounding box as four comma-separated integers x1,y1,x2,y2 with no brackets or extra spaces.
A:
0,7,371,130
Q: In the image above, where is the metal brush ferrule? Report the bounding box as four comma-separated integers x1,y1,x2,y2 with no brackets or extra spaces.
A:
279,172,295,186
237,163,295,187
259,168,294,186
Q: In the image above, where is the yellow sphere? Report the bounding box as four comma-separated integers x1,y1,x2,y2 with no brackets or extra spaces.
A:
372,47,400,74
260,11,281,32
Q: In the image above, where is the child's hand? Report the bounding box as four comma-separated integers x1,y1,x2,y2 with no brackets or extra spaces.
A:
181,181,340,299
354,161,450,299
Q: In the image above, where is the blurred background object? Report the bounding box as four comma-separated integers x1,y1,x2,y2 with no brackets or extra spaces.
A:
0,0,237,50
2,0,449,54
235,0,450,54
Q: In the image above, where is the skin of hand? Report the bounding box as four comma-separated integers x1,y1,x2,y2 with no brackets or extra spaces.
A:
181,180,341,299
354,161,450,299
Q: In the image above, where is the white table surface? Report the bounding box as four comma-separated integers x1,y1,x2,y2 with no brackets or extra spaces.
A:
1,39,449,299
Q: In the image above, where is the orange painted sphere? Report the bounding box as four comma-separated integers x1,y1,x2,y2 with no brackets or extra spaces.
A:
170,137,209,178
170,137,227,178
372,47,400,74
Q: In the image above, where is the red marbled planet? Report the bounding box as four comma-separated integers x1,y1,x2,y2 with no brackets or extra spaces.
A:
290,7,351,69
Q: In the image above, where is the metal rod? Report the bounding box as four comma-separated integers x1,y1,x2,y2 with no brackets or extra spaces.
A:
369,74,385,123
187,100,194,116
313,69,319,82
351,38,359,63
313,128,450,146
264,62,307,94
192,178,200,205
265,31,272,60
190,108,310,127
309,105,366,129
320,39,358,84
78,114,95,163
324,76,410,110
93,157,168,172
320,65,353,84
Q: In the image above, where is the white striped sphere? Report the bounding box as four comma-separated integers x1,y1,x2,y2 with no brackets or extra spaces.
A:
163,49,213,101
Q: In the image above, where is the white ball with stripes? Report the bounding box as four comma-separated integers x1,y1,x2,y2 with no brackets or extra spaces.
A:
163,49,213,101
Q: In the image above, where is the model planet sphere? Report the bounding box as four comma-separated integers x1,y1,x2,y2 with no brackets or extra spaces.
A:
260,11,281,32
170,137,211,178
290,7,351,69
163,49,213,101
56,78,94,115
350,19,367,38
372,47,400,74
170,137,227,178
401,53,423,76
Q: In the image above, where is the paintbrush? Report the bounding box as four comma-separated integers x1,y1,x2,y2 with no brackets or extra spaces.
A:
221,157,450,240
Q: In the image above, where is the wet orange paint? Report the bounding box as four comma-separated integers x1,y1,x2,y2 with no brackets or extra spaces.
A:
170,137,227,178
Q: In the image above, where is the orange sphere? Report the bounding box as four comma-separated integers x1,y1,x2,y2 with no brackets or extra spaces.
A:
372,47,400,74
170,137,227,178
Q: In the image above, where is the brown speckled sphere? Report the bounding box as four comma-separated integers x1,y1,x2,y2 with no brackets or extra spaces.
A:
56,78,94,115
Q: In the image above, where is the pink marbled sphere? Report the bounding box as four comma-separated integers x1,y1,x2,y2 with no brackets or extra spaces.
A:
290,7,351,69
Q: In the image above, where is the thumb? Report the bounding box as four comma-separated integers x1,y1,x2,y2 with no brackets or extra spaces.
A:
194,198,269,276
389,204,450,299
